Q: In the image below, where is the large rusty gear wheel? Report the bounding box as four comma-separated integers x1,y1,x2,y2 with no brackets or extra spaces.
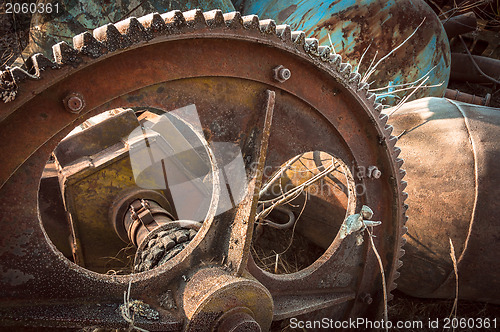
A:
0,9,407,330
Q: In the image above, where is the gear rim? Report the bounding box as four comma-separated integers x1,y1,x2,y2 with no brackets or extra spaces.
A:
0,8,407,329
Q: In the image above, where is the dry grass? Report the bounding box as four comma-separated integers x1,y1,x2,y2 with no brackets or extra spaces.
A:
390,290,500,332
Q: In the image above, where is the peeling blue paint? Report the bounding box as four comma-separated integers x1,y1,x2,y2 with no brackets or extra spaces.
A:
238,0,451,106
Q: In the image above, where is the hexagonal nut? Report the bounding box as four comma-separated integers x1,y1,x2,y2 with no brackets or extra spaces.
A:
273,65,291,83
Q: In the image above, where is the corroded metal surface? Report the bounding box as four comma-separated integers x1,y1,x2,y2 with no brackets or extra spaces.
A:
450,53,500,84
387,97,500,304
183,268,273,331
13,0,235,67
236,0,451,105
0,9,406,329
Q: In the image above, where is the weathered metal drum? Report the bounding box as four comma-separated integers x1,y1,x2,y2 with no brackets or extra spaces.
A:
387,97,500,304
234,0,451,105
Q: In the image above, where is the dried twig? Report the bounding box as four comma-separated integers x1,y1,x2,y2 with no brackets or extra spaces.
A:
367,226,389,332
386,77,433,117
357,42,373,73
459,36,500,85
361,18,426,84
257,157,339,221
448,238,459,325
369,66,437,92
276,192,308,256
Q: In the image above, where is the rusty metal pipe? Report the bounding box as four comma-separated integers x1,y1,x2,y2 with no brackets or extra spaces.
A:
441,12,477,39
387,97,500,303
445,88,491,106
450,52,500,83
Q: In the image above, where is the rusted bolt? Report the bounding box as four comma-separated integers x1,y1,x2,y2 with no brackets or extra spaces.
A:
217,310,261,332
360,292,373,305
63,92,85,113
273,65,291,83
367,166,381,179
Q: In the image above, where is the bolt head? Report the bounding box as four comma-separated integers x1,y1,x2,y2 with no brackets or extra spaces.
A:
279,68,291,80
368,166,381,179
360,292,373,304
63,93,85,113
273,65,291,83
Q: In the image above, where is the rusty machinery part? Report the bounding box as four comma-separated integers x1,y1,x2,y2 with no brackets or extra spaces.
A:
125,199,176,247
444,88,491,107
111,188,175,245
11,0,237,67
234,0,451,105
450,53,500,84
134,220,201,273
0,8,407,330
387,97,500,304
441,12,477,40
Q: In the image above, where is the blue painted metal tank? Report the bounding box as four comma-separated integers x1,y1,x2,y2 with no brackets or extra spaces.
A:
234,0,451,106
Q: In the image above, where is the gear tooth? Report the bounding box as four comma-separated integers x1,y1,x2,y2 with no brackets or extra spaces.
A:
395,158,404,168
385,124,394,136
401,237,407,247
203,9,224,27
387,293,394,301
276,25,291,41
138,13,166,35
28,53,56,74
223,11,244,28
349,71,361,86
73,31,108,58
115,17,151,42
393,146,402,158
291,31,305,45
378,113,388,127
161,10,186,30
93,23,130,51
400,180,408,191
339,62,352,79
242,15,259,29
402,225,408,236
402,191,409,202
304,38,319,54
366,91,376,104
357,82,369,94
373,102,384,114
403,203,409,212
183,9,206,28
329,53,342,69
259,19,276,34
389,280,399,291
387,135,397,149
9,67,32,82
396,259,403,269
52,41,82,65
0,69,14,83
399,169,406,180
318,46,331,61
399,248,406,258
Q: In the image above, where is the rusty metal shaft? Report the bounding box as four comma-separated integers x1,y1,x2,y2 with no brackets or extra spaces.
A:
123,199,175,247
